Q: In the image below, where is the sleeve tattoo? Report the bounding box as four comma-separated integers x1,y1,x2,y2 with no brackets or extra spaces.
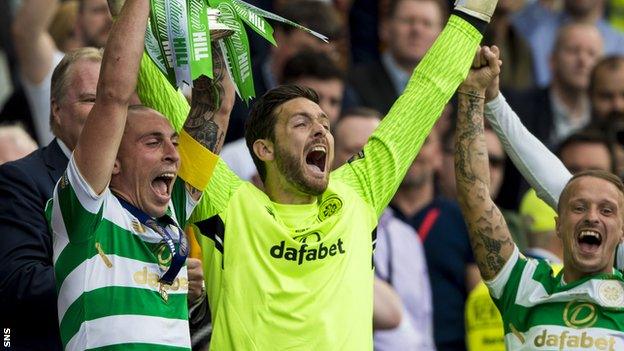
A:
183,45,227,154
455,91,515,280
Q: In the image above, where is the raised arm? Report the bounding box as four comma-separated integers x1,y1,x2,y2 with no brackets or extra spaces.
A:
483,77,571,209
179,45,236,200
333,13,484,216
455,47,515,281
73,0,148,193
12,0,59,85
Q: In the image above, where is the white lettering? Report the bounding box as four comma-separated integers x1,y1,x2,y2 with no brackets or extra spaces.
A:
192,32,210,60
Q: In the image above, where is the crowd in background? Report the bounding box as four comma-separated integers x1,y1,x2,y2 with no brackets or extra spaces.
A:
2,0,624,350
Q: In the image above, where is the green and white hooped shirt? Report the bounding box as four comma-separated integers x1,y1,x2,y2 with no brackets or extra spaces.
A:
487,246,624,351
46,156,196,350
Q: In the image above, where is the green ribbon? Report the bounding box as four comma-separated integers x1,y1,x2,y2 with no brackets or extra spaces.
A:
145,0,327,102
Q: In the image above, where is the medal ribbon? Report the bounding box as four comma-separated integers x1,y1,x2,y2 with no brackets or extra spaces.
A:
145,0,328,102
114,195,188,285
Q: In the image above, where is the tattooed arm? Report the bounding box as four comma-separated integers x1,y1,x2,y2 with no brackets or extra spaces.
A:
455,46,515,281
183,44,235,200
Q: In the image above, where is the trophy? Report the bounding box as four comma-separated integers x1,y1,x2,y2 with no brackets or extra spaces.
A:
143,0,328,103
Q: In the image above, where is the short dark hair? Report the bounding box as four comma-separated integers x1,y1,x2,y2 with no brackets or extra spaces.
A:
275,0,343,40
556,129,615,173
558,169,624,213
589,55,624,94
245,85,319,182
386,0,449,21
281,51,345,84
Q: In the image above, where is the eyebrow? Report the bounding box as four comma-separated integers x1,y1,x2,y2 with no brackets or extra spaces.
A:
78,93,96,100
291,111,329,122
141,131,179,139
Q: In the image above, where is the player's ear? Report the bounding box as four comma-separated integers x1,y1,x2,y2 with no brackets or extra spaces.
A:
253,139,274,162
112,159,121,175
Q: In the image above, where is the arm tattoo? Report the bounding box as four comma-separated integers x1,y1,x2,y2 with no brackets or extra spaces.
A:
455,90,515,280
183,45,227,154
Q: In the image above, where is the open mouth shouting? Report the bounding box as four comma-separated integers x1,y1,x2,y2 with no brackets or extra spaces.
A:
305,144,328,178
576,229,603,255
151,171,176,203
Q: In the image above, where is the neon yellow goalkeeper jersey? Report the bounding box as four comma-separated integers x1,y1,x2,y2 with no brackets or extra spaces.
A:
133,14,481,350
187,15,482,350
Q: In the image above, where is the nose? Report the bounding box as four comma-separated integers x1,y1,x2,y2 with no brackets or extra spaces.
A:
163,140,180,164
584,207,601,226
612,96,624,113
312,121,327,138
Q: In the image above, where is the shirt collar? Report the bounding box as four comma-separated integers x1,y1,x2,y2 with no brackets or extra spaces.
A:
57,138,72,158
549,89,590,144
382,52,411,94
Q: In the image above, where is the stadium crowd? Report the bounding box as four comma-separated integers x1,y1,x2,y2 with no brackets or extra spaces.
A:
1,0,624,350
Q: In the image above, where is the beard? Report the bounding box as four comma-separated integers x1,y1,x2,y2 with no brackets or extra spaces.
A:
274,143,327,196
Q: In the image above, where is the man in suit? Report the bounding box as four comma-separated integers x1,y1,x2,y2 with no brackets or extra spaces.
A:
0,47,102,350
349,0,447,115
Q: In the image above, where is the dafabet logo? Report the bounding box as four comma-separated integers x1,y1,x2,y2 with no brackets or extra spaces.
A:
532,329,616,351
270,238,346,265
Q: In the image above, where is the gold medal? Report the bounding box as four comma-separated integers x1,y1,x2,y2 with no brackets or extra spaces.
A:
159,283,170,303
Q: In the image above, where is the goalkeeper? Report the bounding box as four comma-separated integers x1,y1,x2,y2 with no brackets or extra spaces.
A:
140,0,499,349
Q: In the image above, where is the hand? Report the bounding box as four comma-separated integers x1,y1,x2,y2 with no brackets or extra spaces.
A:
461,46,501,94
485,71,500,103
186,258,205,304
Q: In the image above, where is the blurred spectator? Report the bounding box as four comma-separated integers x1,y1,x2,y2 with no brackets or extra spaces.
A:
332,108,435,350
222,51,346,181
348,0,380,65
520,190,562,262
557,129,615,173
332,107,381,166
49,0,80,52
12,0,111,145
282,51,346,124
226,0,344,142
0,124,37,165
497,22,603,210
513,0,624,87
391,127,477,351
589,55,624,123
483,0,535,90
0,48,102,350
349,0,447,115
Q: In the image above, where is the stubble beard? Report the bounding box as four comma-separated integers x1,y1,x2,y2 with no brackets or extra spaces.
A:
275,144,326,196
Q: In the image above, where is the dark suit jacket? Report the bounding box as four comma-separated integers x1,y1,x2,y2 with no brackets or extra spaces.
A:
495,87,554,210
0,139,67,350
349,60,399,115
